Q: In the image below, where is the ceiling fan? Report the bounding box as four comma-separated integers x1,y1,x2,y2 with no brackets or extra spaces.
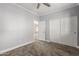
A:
36,3,51,9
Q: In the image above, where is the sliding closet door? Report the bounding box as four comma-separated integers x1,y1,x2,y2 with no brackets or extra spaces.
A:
50,15,77,47
50,17,61,42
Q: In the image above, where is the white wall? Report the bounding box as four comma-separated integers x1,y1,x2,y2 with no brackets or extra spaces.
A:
0,4,36,51
40,6,79,47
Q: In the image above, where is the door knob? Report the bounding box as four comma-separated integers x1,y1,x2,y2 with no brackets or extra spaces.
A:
74,32,76,34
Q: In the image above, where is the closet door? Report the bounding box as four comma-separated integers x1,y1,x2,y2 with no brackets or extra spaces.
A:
60,16,77,47
70,16,77,47
50,17,61,42
50,16,77,47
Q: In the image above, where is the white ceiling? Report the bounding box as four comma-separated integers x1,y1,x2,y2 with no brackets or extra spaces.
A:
16,3,79,16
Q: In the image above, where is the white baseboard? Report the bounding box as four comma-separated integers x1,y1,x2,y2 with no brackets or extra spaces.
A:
76,46,79,48
41,40,79,48
39,39,51,42
1,40,79,54
0,41,34,54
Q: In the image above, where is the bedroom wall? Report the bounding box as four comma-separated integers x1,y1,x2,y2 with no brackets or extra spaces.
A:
40,5,79,47
0,4,37,51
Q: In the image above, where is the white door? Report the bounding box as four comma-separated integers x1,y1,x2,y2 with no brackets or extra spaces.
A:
50,16,77,47
60,16,77,47
50,18,61,43
71,16,77,47
38,20,45,40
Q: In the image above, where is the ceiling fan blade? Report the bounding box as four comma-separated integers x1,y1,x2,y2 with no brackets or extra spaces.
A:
43,3,50,7
37,3,40,9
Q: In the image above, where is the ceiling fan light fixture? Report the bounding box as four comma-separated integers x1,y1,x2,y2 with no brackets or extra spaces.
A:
36,3,51,9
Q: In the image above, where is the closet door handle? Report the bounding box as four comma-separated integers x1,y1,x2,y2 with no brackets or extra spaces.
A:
74,32,76,34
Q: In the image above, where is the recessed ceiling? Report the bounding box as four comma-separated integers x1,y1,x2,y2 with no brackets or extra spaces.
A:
16,3,79,16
